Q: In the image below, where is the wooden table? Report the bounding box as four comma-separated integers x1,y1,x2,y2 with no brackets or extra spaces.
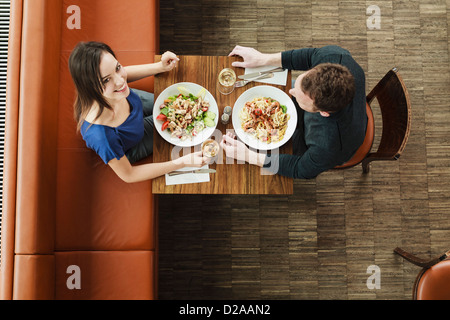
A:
152,55,293,194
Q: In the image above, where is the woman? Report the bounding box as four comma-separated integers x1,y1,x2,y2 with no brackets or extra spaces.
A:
69,41,208,183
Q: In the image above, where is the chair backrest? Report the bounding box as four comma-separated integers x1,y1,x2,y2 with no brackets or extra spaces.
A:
335,68,411,172
366,68,411,160
334,102,374,169
394,248,450,299
414,259,450,300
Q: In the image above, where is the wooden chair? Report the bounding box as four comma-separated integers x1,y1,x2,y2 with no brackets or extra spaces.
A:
335,67,411,172
394,247,450,300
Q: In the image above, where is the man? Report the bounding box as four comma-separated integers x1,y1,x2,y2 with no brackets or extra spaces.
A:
221,45,367,179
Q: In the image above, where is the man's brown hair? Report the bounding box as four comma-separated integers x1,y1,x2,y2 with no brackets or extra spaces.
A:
301,63,355,113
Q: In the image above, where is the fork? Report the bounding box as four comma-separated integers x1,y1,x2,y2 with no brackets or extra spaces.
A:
234,73,274,88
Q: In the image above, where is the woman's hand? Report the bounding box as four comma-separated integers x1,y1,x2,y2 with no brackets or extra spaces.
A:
124,52,179,82
159,51,179,72
173,151,210,168
228,45,282,69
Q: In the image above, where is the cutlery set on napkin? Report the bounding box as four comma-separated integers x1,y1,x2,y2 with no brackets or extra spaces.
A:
237,66,288,87
165,166,215,186
168,168,216,176
166,65,288,185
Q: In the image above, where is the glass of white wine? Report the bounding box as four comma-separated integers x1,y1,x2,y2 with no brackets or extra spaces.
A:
217,68,236,95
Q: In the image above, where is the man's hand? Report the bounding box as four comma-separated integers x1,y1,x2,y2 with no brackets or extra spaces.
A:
220,131,249,162
228,45,282,69
220,132,266,167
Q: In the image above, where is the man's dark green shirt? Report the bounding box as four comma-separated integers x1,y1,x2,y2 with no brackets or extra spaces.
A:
264,45,367,179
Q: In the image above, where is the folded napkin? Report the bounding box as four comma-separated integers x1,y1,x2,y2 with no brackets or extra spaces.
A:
165,165,211,186
244,66,288,86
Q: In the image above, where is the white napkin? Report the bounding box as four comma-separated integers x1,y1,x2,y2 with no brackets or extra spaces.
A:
165,165,211,186
244,66,288,86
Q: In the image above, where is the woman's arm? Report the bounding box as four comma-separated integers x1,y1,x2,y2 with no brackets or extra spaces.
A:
124,51,179,83
108,151,207,183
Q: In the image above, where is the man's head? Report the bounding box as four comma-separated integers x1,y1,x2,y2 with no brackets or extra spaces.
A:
289,63,355,117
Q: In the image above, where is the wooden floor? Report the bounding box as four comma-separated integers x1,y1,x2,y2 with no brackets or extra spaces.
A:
157,0,450,300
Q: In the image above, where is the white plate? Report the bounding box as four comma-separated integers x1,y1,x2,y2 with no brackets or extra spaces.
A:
232,85,297,151
153,82,219,147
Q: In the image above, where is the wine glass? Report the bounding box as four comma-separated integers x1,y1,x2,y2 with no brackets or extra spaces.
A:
217,68,236,95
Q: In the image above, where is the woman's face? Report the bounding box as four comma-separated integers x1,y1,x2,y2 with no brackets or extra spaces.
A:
99,51,129,102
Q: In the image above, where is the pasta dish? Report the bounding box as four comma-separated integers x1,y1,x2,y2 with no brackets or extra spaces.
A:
239,97,290,143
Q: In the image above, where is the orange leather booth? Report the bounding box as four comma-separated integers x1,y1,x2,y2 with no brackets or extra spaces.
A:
2,0,159,299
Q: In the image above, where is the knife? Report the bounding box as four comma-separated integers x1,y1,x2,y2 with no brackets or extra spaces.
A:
168,169,216,176
238,67,285,80
234,73,274,88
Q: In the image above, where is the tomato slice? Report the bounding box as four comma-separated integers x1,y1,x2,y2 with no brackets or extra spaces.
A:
202,107,208,112
156,114,167,122
161,121,169,131
254,108,262,116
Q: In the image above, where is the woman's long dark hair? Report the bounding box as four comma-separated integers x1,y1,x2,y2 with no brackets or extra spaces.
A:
68,41,116,132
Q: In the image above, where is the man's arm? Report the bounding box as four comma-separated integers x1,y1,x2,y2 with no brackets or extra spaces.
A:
264,147,338,179
281,48,317,71
229,45,350,72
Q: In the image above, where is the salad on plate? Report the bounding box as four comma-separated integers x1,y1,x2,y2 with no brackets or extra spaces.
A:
155,86,216,141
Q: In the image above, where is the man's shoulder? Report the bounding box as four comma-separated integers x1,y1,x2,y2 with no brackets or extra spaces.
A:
319,45,351,55
313,45,353,64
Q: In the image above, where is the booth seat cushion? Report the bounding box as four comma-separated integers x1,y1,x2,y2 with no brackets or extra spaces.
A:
2,0,159,300
54,251,155,300
13,255,55,300
56,150,155,251
60,0,158,54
